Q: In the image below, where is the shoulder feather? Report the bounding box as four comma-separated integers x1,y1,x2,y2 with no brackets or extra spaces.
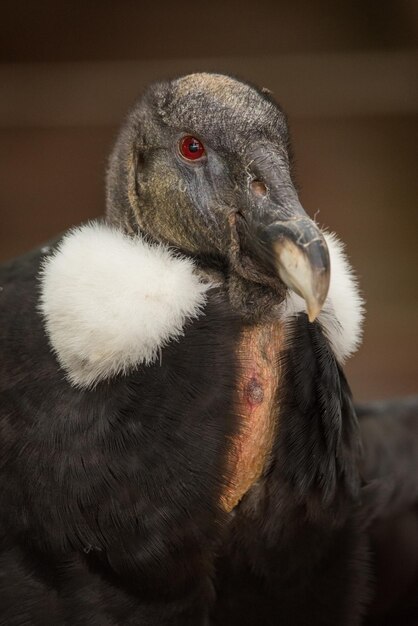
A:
39,222,210,388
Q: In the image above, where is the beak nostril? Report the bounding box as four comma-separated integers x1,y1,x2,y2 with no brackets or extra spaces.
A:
250,180,268,198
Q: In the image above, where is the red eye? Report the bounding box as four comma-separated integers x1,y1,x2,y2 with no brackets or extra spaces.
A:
179,135,205,161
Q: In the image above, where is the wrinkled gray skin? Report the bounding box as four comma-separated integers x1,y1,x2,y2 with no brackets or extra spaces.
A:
106,72,319,321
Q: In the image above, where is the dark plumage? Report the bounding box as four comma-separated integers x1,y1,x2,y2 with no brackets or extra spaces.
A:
0,73,417,625
0,247,241,624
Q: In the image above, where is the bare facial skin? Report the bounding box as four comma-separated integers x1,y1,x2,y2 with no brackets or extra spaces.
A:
106,72,330,325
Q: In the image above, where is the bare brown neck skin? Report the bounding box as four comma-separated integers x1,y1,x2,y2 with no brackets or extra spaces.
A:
221,320,284,512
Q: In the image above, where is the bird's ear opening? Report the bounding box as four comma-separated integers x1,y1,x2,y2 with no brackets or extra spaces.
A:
105,81,172,235
105,131,142,235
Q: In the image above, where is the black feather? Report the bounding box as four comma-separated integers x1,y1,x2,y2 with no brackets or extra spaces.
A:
0,245,241,624
212,314,369,626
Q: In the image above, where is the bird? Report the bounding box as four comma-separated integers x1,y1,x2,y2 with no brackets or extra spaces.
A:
0,72,417,625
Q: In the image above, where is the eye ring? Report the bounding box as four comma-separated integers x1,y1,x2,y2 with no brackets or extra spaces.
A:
179,135,206,161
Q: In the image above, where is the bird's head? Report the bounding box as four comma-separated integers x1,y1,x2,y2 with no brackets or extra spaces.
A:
106,72,330,322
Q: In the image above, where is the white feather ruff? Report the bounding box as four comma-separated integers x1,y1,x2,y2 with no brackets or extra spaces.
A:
39,223,363,387
39,223,210,388
282,231,365,363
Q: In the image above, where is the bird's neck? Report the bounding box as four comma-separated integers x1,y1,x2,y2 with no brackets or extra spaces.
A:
222,318,284,511
198,265,285,325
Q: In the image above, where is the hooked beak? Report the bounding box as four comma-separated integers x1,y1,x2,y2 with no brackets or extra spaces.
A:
260,217,330,322
233,192,330,321
229,144,331,320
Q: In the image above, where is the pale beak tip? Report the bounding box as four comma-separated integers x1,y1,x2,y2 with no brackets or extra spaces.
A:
307,301,322,323
308,311,317,323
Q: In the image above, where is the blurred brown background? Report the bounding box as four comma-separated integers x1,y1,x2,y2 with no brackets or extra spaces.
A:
1,0,417,400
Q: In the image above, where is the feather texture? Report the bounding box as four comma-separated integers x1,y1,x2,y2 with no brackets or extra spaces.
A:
39,223,211,387
282,231,365,363
0,243,241,624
